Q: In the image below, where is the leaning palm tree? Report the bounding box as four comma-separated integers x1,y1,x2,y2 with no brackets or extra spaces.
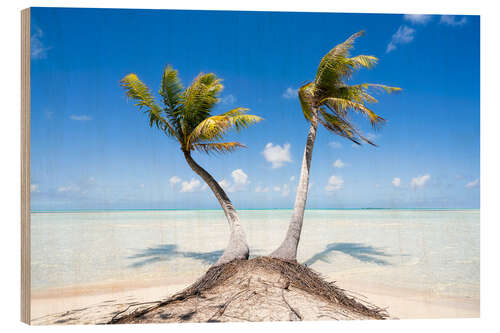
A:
121,66,262,265
270,31,401,261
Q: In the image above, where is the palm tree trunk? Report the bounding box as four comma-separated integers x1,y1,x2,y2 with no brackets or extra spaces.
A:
183,151,249,265
270,109,319,260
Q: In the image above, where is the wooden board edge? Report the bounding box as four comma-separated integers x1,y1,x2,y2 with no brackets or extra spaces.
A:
21,7,31,325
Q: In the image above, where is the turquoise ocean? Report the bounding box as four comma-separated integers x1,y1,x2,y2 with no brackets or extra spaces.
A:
31,209,479,299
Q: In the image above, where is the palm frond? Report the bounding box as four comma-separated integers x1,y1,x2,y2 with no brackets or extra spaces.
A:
180,73,224,136
191,142,245,154
160,65,183,111
298,83,315,121
320,97,385,126
187,108,262,147
335,83,401,109
315,31,365,92
348,83,402,95
319,108,376,146
349,55,378,70
159,65,184,136
120,73,178,138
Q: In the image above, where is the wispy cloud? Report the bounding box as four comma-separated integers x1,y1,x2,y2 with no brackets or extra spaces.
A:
57,185,81,193
70,115,92,121
220,94,236,105
387,25,416,53
440,15,467,26
366,133,379,141
325,175,344,191
333,159,346,169
45,110,54,119
273,184,290,197
392,177,401,187
169,176,181,186
411,174,430,188
262,143,292,168
465,178,479,189
282,87,298,99
329,141,342,149
255,185,270,193
31,27,51,59
404,14,432,25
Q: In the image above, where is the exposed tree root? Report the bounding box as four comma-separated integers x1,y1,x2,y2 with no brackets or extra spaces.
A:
108,256,389,324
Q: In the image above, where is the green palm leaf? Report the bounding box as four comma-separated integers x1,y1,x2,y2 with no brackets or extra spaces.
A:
191,142,246,154
320,97,385,126
315,31,365,93
187,108,263,148
120,73,178,139
181,73,224,137
298,83,314,121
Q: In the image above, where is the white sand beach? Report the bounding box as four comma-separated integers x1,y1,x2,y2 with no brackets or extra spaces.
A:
31,275,478,324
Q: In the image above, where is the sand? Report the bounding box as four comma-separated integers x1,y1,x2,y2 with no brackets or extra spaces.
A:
30,268,479,325
334,278,479,319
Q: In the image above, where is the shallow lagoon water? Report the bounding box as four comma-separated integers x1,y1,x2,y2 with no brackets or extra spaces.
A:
31,209,479,299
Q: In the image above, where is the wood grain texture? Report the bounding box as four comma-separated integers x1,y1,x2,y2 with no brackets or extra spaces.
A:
21,7,31,325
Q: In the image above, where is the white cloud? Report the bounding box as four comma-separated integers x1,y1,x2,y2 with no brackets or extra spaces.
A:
221,94,236,105
440,15,467,26
70,115,92,121
218,179,231,190
262,143,292,168
290,176,295,181
57,185,80,193
231,169,248,186
329,142,342,149
280,184,290,196
273,184,290,196
56,177,96,195
282,87,298,99
465,178,479,189
255,185,269,193
31,27,51,59
392,177,401,187
169,176,181,186
180,179,201,192
333,159,346,168
325,175,344,191
387,25,416,53
30,184,39,193
139,184,145,188
219,169,250,192
411,174,430,188
404,14,432,25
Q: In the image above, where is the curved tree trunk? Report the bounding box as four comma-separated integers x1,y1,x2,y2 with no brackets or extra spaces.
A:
270,109,319,260
183,151,249,265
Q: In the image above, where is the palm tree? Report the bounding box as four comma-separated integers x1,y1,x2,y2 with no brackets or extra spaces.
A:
270,31,401,261
120,66,262,265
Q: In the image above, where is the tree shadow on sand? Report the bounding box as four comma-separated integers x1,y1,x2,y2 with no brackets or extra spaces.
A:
303,242,392,266
128,244,224,268
128,244,266,268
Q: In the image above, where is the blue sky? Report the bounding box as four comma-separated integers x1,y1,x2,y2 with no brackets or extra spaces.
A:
29,8,480,210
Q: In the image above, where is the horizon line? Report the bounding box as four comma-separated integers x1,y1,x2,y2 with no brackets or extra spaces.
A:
31,207,480,213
